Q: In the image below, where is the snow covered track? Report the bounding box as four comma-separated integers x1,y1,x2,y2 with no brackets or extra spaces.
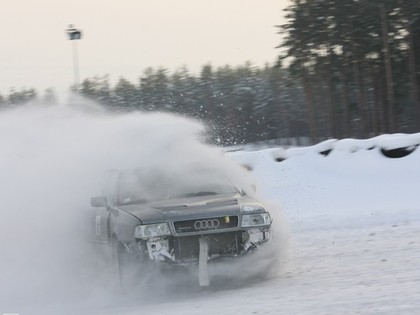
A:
221,134,420,314
286,219,420,314
94,217,419,315
81,134,420,314
96,134,420,315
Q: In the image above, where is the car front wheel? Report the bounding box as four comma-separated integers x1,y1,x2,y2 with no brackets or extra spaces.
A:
112,238,144,291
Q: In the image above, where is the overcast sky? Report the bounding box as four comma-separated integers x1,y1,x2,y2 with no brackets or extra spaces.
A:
0,0,289,96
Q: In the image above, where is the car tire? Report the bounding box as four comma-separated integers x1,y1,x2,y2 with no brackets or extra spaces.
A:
112,238,142,292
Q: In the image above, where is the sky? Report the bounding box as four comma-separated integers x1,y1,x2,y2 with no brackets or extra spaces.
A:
0,0,290,97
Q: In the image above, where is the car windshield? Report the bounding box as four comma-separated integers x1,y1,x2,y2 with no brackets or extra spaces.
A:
116,167,239,205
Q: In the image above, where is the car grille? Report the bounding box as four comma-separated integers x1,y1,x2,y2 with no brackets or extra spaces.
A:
171,231,242,260
173,215,239,234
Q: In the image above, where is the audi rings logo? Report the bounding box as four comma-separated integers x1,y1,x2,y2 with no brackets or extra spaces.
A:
194,219,220,230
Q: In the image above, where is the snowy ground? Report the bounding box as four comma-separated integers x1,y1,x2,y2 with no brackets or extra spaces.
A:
80,135,420,314
92,222,420,315
1,104,419,315
224,137,420,314
118,137,419,315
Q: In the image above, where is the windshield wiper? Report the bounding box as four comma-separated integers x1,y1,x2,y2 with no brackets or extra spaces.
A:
175,191,219,198
119,198,148,205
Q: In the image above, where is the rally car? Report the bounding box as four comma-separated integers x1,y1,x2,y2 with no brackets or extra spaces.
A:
90,166,273,287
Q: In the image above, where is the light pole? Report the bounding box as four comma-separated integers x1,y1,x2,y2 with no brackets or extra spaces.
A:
66,24,82,90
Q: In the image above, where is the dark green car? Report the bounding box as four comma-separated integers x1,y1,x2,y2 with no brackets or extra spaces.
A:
90,167,273,287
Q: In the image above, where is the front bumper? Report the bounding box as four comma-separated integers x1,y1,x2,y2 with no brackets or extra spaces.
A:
140,227,271,264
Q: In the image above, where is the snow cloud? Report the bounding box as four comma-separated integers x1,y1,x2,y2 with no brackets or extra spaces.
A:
0,98,258,313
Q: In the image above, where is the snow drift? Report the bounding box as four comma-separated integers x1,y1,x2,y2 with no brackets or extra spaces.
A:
227,134,420,231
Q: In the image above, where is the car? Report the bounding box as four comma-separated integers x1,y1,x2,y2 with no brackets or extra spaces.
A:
89,165,273,287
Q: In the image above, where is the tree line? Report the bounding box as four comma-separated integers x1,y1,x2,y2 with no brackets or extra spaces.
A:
2,0,420,146
0,88,57,106
77,65,306,145
279,0,420,142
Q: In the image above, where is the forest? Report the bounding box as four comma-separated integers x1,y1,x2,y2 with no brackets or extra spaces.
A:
2,0,420,146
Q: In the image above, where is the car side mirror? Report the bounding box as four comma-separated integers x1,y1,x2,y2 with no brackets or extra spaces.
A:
91,196,108,207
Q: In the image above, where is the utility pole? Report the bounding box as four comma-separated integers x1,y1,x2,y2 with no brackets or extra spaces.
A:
66,24,82,90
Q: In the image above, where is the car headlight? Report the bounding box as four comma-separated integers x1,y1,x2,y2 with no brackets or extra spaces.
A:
241,213,271,227
135,223,171,239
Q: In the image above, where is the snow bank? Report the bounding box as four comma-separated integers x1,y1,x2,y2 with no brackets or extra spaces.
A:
227,133,420,230
228,133,420,164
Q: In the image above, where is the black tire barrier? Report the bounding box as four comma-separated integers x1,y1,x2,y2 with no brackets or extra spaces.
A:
380,145,418,158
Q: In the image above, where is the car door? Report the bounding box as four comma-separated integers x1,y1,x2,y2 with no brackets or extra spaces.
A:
90,170,119,244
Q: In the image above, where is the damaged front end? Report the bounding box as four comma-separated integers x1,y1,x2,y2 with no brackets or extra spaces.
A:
130,213,272,286
138,228,270,263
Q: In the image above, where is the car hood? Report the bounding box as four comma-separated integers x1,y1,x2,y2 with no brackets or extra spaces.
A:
117,193,245,224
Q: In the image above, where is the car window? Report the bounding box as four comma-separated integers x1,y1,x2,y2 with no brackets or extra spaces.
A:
116,168,238,205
